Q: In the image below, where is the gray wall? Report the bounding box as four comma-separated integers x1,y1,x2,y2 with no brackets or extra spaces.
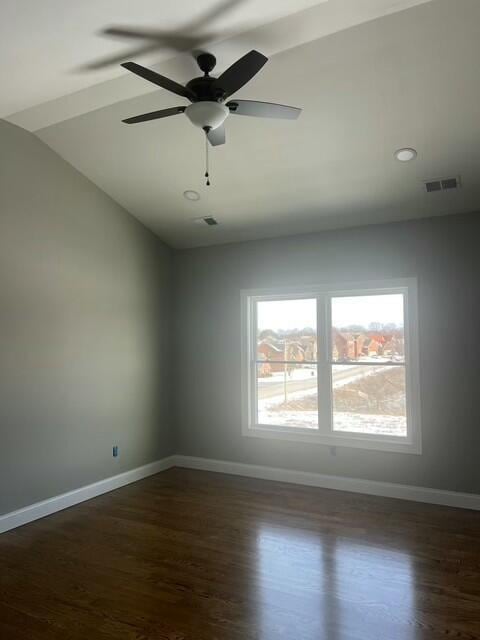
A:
0,120,173,515
173,212,480,494
2,114,479,514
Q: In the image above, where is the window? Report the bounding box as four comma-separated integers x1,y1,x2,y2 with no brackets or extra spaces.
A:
241,279,421,454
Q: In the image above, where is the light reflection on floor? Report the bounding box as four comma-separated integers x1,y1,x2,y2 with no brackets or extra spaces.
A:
256,524,415,640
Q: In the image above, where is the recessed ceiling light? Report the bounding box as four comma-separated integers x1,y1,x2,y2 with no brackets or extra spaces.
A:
183,189,200,201
394,148,417,162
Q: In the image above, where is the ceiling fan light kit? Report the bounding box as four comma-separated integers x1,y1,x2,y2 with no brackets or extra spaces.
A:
120,49,302,185
184,101,229,131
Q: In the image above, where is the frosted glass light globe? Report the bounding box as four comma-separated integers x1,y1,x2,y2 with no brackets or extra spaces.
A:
185,101,229,130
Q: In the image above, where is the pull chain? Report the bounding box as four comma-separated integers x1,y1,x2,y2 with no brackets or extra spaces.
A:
204,130,210,186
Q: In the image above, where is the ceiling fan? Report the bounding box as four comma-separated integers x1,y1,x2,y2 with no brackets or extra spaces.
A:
121,50,302,148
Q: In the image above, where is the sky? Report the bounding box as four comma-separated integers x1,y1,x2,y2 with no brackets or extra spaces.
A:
257,294,404,332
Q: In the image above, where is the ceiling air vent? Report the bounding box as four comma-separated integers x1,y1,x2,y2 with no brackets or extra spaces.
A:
194,215,219,226
425,176,461,193
441,177,459,190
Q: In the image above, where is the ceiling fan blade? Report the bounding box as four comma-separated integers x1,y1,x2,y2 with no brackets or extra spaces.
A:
83,37,203,71
104,27,169,40
207,124,226,146
86,0,241,71
121,62,196,101
213,50,268,98
83,43,161,71
104,28,200,50
227,100,301,120
186,0,242,32
123,106,185,124
103,0,240,43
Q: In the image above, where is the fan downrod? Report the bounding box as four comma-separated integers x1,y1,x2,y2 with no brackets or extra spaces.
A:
196,53,217,76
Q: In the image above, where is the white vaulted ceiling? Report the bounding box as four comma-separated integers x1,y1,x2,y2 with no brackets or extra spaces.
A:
4,0,480,248
2,0,331,118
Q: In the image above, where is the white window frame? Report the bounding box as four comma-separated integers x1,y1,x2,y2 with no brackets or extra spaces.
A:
241,278,421,454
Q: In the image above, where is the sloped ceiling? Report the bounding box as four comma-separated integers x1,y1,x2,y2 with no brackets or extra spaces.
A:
5,0,480,248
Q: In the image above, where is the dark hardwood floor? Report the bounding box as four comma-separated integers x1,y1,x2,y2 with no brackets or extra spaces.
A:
1,467,479,639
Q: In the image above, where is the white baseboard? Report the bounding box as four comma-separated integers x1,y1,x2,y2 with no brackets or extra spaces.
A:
172,455,480,511
2,454,478,536
0,456,176,534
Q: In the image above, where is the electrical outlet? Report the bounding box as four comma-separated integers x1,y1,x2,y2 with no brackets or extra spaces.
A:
113,445,119,458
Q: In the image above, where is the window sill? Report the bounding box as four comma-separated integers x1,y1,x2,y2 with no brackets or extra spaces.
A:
243,424,422,455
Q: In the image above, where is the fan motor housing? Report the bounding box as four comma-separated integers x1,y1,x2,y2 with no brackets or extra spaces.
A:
186,76,225,102
196,52,217,75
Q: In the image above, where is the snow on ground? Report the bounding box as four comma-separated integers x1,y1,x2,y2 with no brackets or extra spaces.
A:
258,384,318,428
257,365,406,436
333,412,406,436
258,407,406,435
332,365,398,388
260,385,316,405
258,409,318,429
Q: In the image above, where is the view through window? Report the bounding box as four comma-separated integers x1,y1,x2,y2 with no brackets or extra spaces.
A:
246,281,419,451
257,298,318,429
331,294,406,437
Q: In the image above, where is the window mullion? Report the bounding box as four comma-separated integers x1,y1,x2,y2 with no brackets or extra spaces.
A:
317,293,331,435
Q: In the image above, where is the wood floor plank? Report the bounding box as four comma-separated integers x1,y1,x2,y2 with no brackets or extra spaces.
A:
1,467,479,639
